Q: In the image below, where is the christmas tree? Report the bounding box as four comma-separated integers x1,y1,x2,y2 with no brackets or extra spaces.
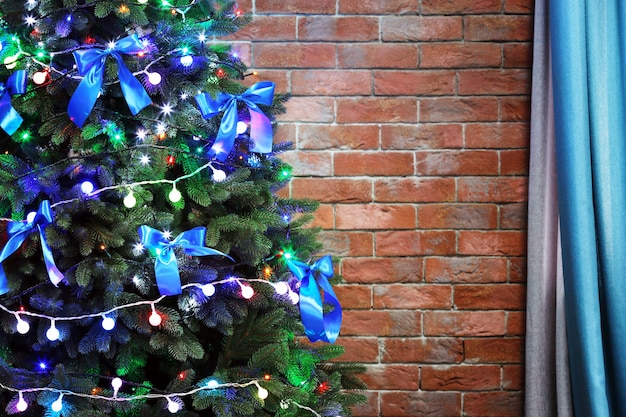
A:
0,1,365,416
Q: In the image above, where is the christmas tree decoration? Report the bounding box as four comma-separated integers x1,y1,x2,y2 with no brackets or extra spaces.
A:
0,1,365,415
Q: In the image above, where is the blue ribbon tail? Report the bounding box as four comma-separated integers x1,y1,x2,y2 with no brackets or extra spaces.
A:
0,93,23,135
114,55,152,115
155,249,182,295
0,265,9,295
38,225,64,286
209,99,238,161
249,109,273,153
68,60,103,128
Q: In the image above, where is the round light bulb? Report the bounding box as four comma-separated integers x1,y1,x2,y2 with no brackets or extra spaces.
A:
102,316,116,331
32,71,47,85
138,0,148,3
274,282,289,295
26,211,37,223
257,386,269,399
169,186,182,202
149,311,162,326
51,395,63,412
46,323,59,341
16,318,30,334
202,283,216,297
147,72,162,85
207,379,219,389
16,395,28,412
180,55,193,67
111,377,123,392
123,192,137,208
167,398,180,413
241,285,254,299
4,54,18,69
212,169,226,182
81,180,94,195
236,121,248,134
289,291,300,305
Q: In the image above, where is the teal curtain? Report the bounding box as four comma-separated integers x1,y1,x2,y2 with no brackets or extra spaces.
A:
550,0,626,415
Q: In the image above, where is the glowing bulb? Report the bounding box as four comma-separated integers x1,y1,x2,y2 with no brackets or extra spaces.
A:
81,180,94,195
207,379,219,389
123,192,137,208
289,291,300,305
111,377,123,395
236,121,248,134
16,317,30,334
180,55,193,67
167,398,180,413
32,71,47,85
139,154,151,165
241,285,254,299
147,72,162,85
202,283,216,297
51,394,63,412
16,392,28,412
4,54,18,69
169,186,182,202
46,322,59,341
26,211,37,223
274,282,289,295
212,169,227,182
102,316,116,331
257,386,269,400
138,0,148,3
149,310,162,326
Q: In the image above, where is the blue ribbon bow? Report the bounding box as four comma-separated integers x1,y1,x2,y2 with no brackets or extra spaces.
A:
68,35,152,127
286,255,342,343
0,69,27,135
195,81,275,161
138,225,230,296
0,201,64,295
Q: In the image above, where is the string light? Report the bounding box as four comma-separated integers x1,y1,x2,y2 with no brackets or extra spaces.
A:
148,304,162,326
32,70,47,85
16,391,28,411
168,185,182,202
15,314,30,334
51,393,63,412
147,72,162,85
81,180,95,195
123,191,137,208
201,283,215,297
111,377,123,397
101,315,116,330
167,397,181,413
46,320,59,341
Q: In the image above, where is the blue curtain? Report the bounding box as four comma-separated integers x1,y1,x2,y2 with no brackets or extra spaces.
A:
551,0,626,415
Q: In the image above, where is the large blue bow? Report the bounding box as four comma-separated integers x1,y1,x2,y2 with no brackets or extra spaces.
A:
286,255,342,343
0,201,64,295
195,81,275,161
138,226,230,296
68,35,152,127
0,70,27,135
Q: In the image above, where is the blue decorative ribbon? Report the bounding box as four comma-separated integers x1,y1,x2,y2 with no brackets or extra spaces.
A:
286,255,342,343
138,225,230,296
0,201,64,295
0,69,27,135
195,81,275,161
68,35,152,127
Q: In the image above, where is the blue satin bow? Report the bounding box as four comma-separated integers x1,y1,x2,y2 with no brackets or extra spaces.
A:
0,201,64,295
286,255,342,343
195,81,275,161
68,35,152,127
0,70,27,135
138,225,230,296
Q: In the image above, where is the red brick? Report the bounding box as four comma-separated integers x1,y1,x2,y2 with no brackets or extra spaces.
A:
421,365,501,391
465,337,524,364
279,150,332,176
256,0,335,14
458,177,528,203
279,97,335,123
334,152,414,176
423,311,506,336
298,16,379,41
232,16,296,41
509,257,526,283
376,230,457,256
415,150,499,176
337,44,418,69
503,365,524,390
337,97,418,123
504,43,533,68
381,392,462,417
319,231,374,257
342,257,423,283
454,284,526,310
425,257,508,283
333,285,372,309
231,43,253,68
339,0,419,14
374,70,456,95
299,124,379,150
307,204,333,229
381,16,463,41
459,231,527,256
382,337,463,363
336,204,416,230
500,202,528,229
464,392,523,417
422,0,502,14
464,15,533,41
506,311,526,336
459,69,531,95
500,96,531,121
418,203,498,229
253,43,335,68
505,0,533,13
421,97,499,122
342,310,422,336
292,70,372,96
360,364,420,390
375,178,457,203
420,42,502,68
291,178,372,203
381,124,463,150
465,123,530,149
374,284,452,309
241,69,289,92
332,337,379,362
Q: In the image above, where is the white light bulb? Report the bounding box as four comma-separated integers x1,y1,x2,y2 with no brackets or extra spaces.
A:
123,192,137,208
236,121,248,134
51,395,63,412
149,311,162,326
81,180,94,195
167,398,181,413
274,282,289,295
16,394,28,412
147,72,162,85
32,71,47,85
202,283,216,297
207,379,219,389
169,186,182,202
212,169,227,182
102,316,116,331
111,377,123,393
46,322,59,341
257,386,269,399
16,317,30,334
180,55,193,67
241,285,254,300
138,0,148,3
26,211,37,223
4,54,18,69
289,291,300,305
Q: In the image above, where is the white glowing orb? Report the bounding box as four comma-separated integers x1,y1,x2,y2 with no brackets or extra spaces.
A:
149,311,162,326
207,379,219,389
241,285,254,299
169,187,182,202
202,283,216,297
274,282,289,295
51,396,63,412
236,121,248,134
147,72,162,85
46,325,59,341
102,316,116,331
123,192,137,208
167,399,181,413
16,319,30,335
26,211,37,223
81,180,94,195
16,396,28,412
32,71,47,85
180,55,193,67
257,386,269,399
212,169,227,182
111,377,123,392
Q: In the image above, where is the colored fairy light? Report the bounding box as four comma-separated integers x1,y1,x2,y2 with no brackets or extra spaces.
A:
123,191,137,208
16,392,28,411
263,374,271,381
166,155,176,166
201,283,216,297
139,154,151,165
198,32,207,42
215,68,226,78
51,394,63,412
46,321,59,341
15,315,30,334
38,361,48,370
206,379,219,389
168,185,182,202
147,72,162,85
101,315,116,331
118,4,130,13
81,180,94,195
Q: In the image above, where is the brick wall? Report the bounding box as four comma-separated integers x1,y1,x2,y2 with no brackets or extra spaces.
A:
234,1,533,416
